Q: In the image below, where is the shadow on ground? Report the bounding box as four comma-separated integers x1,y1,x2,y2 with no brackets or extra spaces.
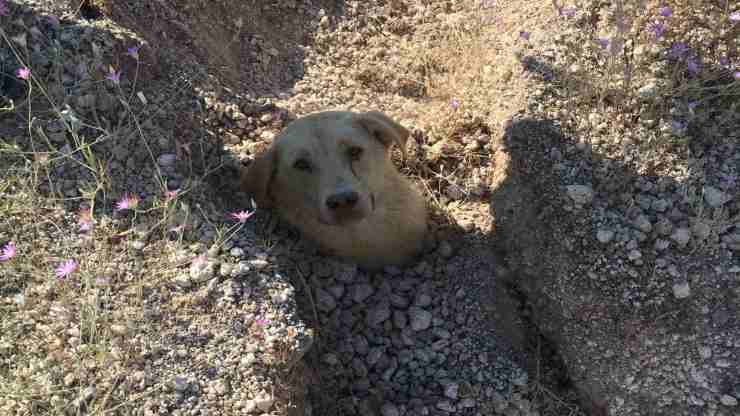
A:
489,51,740,415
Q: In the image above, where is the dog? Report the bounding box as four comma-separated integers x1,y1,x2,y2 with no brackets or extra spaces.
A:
241,110,428,270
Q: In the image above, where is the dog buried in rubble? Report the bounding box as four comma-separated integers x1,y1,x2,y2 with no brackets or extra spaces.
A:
241,110,428,270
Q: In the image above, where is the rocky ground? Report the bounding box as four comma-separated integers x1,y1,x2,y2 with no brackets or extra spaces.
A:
1,1,739,416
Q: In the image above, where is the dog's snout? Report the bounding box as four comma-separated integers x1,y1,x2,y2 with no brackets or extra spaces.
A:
326,191,359,211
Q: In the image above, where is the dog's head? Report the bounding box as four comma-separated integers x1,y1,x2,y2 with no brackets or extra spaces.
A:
241,111,410,226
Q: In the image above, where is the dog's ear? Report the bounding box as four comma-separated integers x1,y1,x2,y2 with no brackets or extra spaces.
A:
240,148,276,209
354,111,410,159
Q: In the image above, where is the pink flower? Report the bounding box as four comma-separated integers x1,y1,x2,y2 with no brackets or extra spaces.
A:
16,67,30,80
0,242,17,262
519,31,530,41
55,259,77,279
78,208,93,232
255,318,272,326
164,189,179,200
115,194,140,211
126,46,140,60
106,67,121,84
229,210,255,223
449,99,460,110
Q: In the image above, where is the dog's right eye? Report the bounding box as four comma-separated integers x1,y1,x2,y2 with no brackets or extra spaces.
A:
293,159,311,172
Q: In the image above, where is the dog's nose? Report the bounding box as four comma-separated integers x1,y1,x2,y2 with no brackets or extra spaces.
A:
326,191,359,211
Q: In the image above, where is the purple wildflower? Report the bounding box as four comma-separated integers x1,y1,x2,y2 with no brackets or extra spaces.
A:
115,194,139,211
648,22,665,39
450,99,460,110
255,318,272,326
659,6,673,18
55,259,77,279
669,42,689,59
687,56,700,76
106,67,121,84
596,38,610,50
229,210,255,223
719,174,737,190
0,0,9,16
730,12,740,22
126,46,140,60
16,67,30,80
560,7,576,18
0,242,17,262
519,31,530,41
688,101,698,114
734,71,740,80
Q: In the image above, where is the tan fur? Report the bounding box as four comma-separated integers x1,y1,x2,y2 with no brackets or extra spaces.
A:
241,110,428,269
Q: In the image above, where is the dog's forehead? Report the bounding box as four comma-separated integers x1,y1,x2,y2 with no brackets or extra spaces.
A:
277,113,368,155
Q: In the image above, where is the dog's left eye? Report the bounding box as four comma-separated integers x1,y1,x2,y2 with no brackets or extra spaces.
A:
348,147,363,161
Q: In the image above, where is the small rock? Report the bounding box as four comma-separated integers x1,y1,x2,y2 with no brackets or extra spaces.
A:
671,228,691,248
703,186,729,208
691,221,711,240
627,249,642,263
443,382,460,400
367,302,392,327
438,240,453,258
436,400,455,412
596,229,614,244
255,392,274,412
633,215,652,233
414,293,433,308
638,81,659,99
566,185,594,205
249,258,269,270
381,403,400,416
720,395,738,407
673,281,691,299
408,307,433,331
352,283,375,303
157,153,177,167
698,346,712,359
172,377,190,392
393,310,408,329
315,288,336,312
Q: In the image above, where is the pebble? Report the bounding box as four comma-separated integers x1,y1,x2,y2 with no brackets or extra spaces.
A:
367,302,392,327
720,395,738,407
316,288,337,312
672,281,691,299
566,184,594,205
671,228,691,248
438,240,454,258
443,382,460,399
352,283,375,303
381,403,401,416
638,81,659,98
408,307,433,331
596,229,614,244
703,186,729,208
